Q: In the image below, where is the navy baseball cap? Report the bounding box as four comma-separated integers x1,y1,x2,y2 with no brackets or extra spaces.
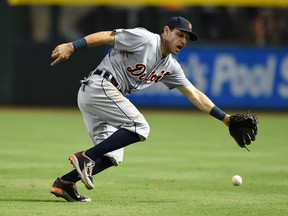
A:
167,16,198,41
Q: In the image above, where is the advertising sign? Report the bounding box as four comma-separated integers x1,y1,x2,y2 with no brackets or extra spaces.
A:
128,47,288,110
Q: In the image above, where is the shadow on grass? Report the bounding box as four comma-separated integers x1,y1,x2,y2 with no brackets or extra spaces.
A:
0,198,66,203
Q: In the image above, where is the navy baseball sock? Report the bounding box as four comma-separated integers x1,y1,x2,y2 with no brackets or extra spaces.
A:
85,128,141,161
61,156,114,183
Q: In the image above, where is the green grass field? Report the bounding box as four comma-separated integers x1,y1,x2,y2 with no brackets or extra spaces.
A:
0,107,287,216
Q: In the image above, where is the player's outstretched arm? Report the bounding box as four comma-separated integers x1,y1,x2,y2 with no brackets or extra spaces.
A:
85,31,115,47
178,84,230,126
179,85,259,150
51,31,115,66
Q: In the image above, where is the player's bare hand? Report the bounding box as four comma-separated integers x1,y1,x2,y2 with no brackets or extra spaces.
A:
50,43,74,66
223,114,231,127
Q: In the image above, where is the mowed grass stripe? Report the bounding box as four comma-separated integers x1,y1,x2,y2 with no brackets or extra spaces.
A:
0,107,287,216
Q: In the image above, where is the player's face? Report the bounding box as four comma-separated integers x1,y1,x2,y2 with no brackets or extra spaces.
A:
162,27,190,55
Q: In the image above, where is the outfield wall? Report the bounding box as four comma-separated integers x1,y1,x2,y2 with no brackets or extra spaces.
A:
4,45,288,110
127,47,288,110
1,3,288,109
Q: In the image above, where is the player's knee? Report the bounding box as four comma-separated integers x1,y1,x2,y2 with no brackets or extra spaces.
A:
124,115,150,141
137,121,150,141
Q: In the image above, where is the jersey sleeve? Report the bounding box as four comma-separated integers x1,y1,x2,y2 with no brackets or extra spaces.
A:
161,60,192,89
114,28,153,52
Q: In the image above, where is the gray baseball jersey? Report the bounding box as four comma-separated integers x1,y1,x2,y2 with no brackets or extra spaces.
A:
96,27,191,94
78,27,192,165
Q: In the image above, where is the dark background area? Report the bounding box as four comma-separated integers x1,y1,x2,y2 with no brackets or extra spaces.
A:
1,1,287,106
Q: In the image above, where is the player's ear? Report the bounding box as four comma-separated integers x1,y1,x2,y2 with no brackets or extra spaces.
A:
162,26,170,37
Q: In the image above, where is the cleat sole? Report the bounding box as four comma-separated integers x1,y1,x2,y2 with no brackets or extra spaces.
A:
69,154,94,190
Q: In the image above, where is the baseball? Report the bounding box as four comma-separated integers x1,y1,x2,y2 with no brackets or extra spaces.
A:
232,175,242,186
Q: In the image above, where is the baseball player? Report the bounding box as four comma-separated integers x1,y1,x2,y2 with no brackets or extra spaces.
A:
50,16,231,202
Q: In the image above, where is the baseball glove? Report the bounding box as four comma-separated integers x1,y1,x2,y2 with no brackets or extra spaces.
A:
229,111,258,150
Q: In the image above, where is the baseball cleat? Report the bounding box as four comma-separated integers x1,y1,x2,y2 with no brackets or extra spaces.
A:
69,151,95,190
50,178,91,202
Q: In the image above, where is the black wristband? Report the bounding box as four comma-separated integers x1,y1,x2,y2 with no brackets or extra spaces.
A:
210,106,227,121
72,38,87,51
